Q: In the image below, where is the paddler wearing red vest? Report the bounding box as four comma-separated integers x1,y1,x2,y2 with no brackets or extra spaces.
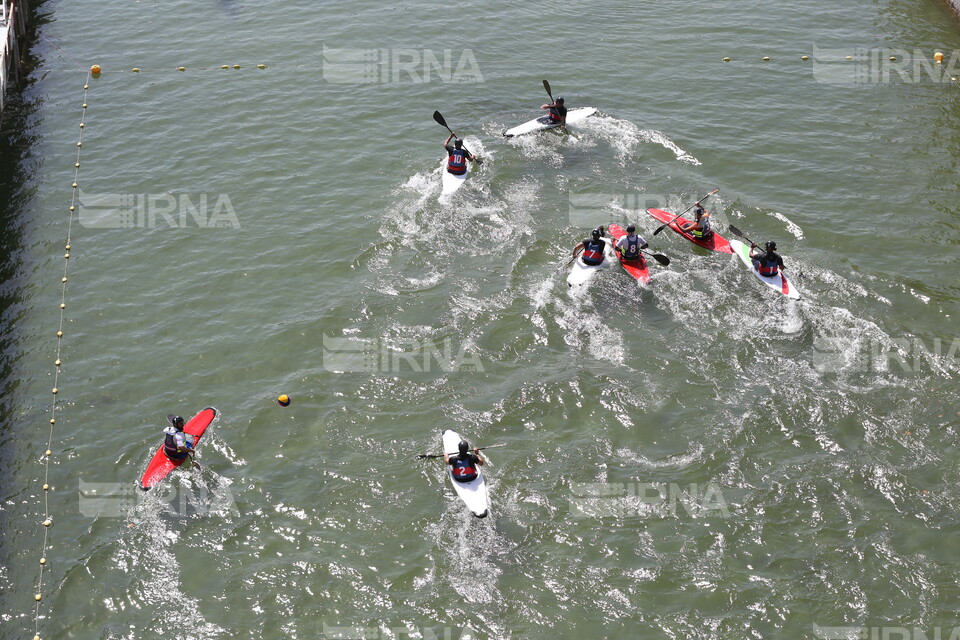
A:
573,227,610,266
444,440,485,483
444,134,475,175
749,240,786,277
539,96,567,127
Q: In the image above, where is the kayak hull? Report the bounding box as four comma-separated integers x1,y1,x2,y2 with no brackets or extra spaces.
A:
139,407,218,490
607,224,651,283
441,429,489,518
503,107,598,137
730,239,801,300
646,208,734,254
440,158,469,197
566,238,614,287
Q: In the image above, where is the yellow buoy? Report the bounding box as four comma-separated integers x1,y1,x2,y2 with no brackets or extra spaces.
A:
934,51,944,63
801,55,809,61
91,64,101,74
722,57,731,62
42,483,49,490
40,558,46,565
177,66,186,72
45,449,52,456
889,56,897,61
132,67,140,73
233,64,241,69
55,359,61,366
258,64,266,69
845,55,853,61
51,388,58,394
221,65,229,69
43,519,51,527
56,331,63,337
35,594,42,601
65,244,71,250
762,56,770,61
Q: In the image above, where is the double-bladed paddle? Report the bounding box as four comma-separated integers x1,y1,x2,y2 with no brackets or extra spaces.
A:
416,443,507,460
652,188,720,236
433,110,482,164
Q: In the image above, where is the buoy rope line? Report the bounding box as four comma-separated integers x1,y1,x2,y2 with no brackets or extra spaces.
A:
30,71,89,640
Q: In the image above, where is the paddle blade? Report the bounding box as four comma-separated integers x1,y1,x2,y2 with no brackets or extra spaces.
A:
728,225,744,238
652,224,667,236
543,79,553,99
433,110,448,128
652,253,670,266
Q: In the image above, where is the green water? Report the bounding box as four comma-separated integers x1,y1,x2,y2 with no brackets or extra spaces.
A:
1,1,960,638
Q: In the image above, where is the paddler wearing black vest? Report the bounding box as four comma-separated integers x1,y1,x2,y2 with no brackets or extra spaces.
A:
444,134,475,176
444,440,485,483
749,240,786,277
680,203,713,240
539,96,567,127
162,414,195,461
573,227,609,266
615,224,648,261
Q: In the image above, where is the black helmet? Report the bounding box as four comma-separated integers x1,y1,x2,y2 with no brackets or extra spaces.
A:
167,415,185,430
626,224,636,233
591,228,602,239
458,440,470,454
765,240,777,251
694,206,705,216
454,138,463,149
556,97,565,104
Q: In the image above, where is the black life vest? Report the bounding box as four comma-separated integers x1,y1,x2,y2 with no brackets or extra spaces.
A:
621,235,641,260
549,104,567,122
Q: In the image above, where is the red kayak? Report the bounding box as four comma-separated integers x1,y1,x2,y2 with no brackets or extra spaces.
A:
646,208,734,254
607,224,650,283
139,407,218,490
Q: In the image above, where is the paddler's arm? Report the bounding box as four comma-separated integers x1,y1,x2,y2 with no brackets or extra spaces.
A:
444,133,454,147
473,450,485,466
572,241,585,257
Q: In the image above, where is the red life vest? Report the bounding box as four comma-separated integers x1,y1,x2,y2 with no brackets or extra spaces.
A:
755,254,780,276
450,455,478,481
581,239,605,265
447,150,468,174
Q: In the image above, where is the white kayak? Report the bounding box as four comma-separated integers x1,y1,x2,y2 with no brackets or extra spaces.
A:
440,157,469,198
566,237,615,287
441,429,489,518
503,107,598,137
730,239,801,300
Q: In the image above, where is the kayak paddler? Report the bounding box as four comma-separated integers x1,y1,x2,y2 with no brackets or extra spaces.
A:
444,440,485,483
573,227,609,266
539,96,567,127
162,414,195,461
444,134,475,176
749,240,786,277
614,224,648,262
679,203,713,240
